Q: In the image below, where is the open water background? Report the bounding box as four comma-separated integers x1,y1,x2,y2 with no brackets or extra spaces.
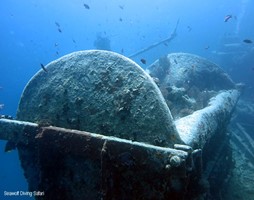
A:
0,0,253,199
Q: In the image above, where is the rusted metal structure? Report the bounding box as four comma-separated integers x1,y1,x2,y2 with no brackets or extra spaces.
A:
0,50,241,199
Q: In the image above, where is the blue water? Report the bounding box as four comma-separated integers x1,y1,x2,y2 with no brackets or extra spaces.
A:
0,0,253,199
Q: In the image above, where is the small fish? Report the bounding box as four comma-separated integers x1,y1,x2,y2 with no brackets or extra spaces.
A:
224,15,232,22
0,115,13,119
83,3,90,9
72,39,76,43
183,69,188,73
191,65,196,72
54,42,59,47
243,39,252,44
187,26,192,32
174,59,178,64
40,63,48,72
140,58,146,64
204,45,210,50
119,17,123,22
55,22,60,27
58,28,62,33
119,5,124,10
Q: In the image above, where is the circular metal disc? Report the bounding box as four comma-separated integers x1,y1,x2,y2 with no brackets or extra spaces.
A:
17,50,182,146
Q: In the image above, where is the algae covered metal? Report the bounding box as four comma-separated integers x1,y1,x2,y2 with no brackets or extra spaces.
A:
0,50,241,199
17,50,182,147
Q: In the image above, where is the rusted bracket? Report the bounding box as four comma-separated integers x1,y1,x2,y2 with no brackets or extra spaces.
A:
0,118,199,199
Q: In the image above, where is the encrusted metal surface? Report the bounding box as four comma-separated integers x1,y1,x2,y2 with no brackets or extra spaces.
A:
147,53,236,119
17,50,182,147
175,89,240,148
0,51,243,199
147,53,235,91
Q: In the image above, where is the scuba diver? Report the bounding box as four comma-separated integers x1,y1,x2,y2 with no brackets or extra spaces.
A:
93,33,111,51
